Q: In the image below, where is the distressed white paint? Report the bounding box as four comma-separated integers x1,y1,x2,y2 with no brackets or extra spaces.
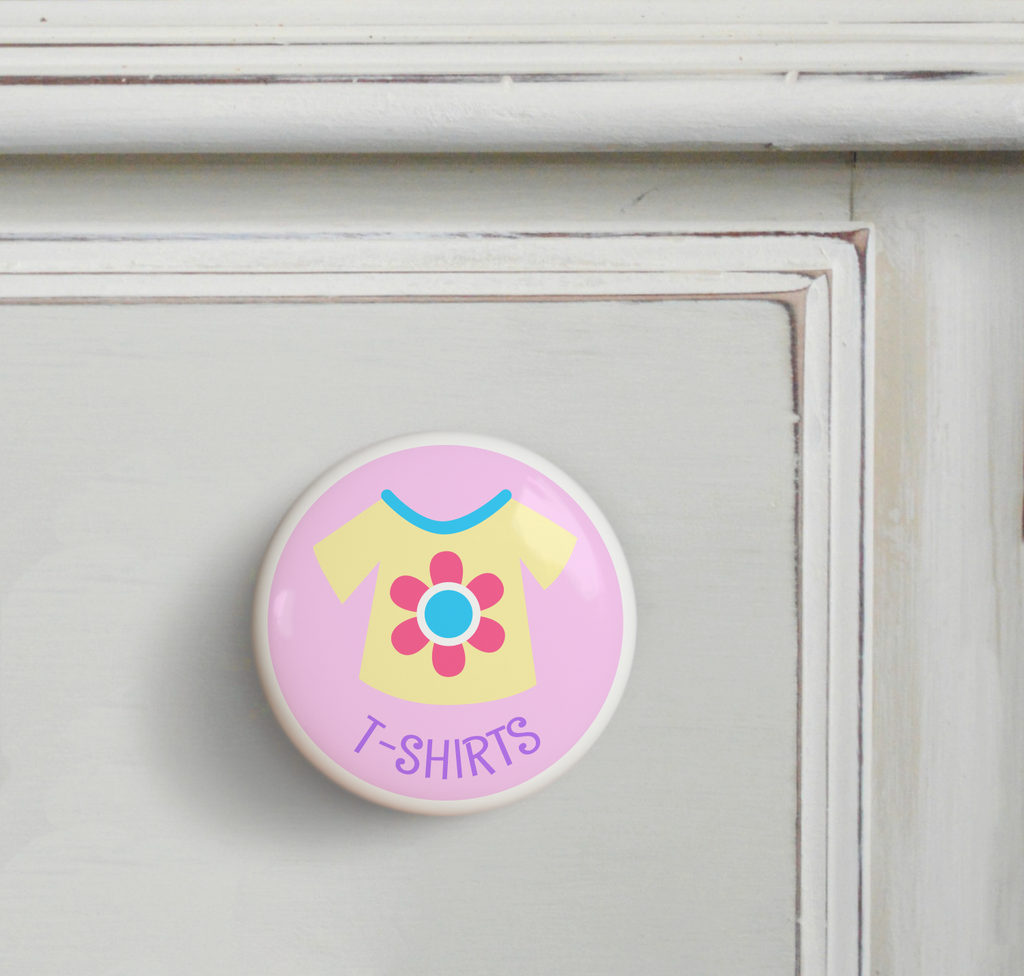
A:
853,157,1024,976
0,223,871,975
4,147,1019,976
1,2,1024,151
0,154,857,232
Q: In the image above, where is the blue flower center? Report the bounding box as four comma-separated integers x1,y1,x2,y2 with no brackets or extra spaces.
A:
424,589,473,639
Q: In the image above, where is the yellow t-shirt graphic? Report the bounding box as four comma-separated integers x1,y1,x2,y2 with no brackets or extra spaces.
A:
314,490,576,705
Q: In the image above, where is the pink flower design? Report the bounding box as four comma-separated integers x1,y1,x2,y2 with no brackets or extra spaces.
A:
389,550,505,678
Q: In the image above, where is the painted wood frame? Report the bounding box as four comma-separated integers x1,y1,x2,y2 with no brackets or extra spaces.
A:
0,226,873,976
1,1,1023,152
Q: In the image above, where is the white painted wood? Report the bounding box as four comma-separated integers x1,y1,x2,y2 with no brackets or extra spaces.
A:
853,157,1024,976
0,223,871,975
0,154,856,231
5,1,1024,30
5,80,1024,154
2,148,1020,976
2,2,1024,151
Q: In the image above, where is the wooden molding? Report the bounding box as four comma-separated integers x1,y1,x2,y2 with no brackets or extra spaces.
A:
0,225,873,975
1,2,1023,151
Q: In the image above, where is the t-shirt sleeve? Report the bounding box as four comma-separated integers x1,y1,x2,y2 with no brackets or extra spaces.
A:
509,501,577,589
313,500,387,604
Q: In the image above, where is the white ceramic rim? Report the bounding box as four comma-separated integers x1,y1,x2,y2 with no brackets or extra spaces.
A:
252,431,637,816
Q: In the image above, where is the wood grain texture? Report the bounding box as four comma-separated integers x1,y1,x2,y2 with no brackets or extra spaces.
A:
854,154,1024,976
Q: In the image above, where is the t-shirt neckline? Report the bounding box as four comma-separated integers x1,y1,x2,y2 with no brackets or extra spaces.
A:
380,488,512,535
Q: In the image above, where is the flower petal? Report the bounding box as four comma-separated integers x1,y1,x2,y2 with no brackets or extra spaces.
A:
390,574,427,612
391,617,429,655
467,617,505,653
429,551,463,585
432,643,465,677
467,572,503,610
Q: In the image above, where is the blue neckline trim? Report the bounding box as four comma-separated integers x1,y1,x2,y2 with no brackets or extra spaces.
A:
381,488,512,534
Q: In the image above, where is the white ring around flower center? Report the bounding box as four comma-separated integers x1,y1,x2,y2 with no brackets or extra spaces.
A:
416,581,482,646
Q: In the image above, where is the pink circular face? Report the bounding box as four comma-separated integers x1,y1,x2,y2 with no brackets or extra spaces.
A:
253,434,635,814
